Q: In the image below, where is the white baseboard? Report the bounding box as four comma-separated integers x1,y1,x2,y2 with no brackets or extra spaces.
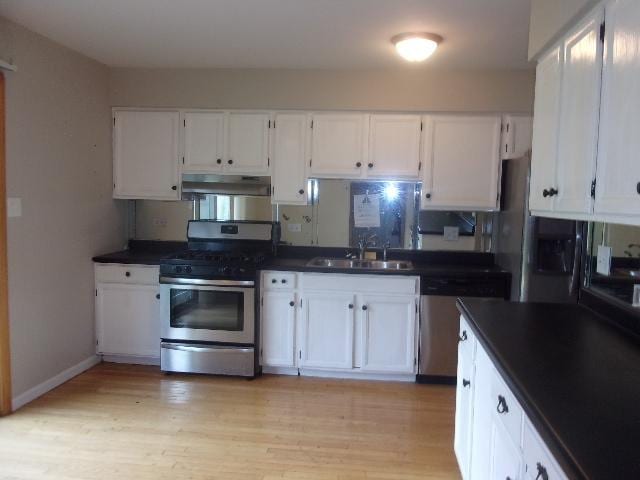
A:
102,354,160,366
299,368,416,382
12,355,101,411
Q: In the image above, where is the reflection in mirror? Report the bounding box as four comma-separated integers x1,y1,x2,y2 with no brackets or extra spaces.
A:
586,222,640,308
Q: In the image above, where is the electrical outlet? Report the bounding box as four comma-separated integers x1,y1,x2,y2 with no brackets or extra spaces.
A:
596,245,612,276
443,226,460,241
7,197,22,218
153,218,168,227
287,223,302,232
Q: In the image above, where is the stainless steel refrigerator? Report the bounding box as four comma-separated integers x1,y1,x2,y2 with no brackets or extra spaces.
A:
494,155,583,303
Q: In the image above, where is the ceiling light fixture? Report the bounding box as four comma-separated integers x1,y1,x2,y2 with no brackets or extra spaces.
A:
391,33,442,62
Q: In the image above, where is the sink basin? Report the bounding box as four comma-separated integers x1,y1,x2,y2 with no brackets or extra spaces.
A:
306,257,414,270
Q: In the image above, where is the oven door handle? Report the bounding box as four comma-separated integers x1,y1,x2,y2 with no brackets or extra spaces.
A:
160,277,254,287
161,343,254,354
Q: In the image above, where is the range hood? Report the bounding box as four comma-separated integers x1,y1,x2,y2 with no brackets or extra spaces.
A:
181,174,271,196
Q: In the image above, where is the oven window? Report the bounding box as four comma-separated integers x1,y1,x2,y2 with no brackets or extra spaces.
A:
169,289,244,331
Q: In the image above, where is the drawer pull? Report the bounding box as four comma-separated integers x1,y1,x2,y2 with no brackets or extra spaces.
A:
289,301,295,307
348,304,354,309
281,279,287,284
156,293,160,300
496,395,509,414
535,462,549,480
125,271,131,277
271,279,277,284
458,331,468,342
462,379,470,388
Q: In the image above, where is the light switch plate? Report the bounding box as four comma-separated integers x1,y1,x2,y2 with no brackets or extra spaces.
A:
596,245,612,276
7,197,22,218
443,226,460,242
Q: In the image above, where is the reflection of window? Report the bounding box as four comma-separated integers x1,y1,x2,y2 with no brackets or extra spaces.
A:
197,195,233,220
216,196,231,221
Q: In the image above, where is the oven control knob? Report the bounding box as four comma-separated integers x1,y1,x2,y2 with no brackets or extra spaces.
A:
185,266,192,274
175,266,183,273
221,266,232,275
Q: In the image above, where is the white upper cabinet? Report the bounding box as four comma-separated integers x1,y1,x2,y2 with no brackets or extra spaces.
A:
501,115,533,160
113,110,180,200
226,112,270,174
529,46,563,213
421,115,502,211
271,113,309,205
310,113,369,178
359,295,416,374
367,114,422,179
183,111,225,172
555,8,603,215
595,0,640,219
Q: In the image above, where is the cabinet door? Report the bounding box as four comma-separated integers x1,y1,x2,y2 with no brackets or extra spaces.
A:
530,47,562,212
183,111,225,173
300,292,355,369
225,112,270,174
469,345,496,480
113,110,180,200
490,422,521,480
359,295,416,373
260,291,296,367
421,115,501,211
555,8,604,215
310,113,368,178
367,114,421,179
501,115,533,160
454,334,475,480
271,113,309,205
595,0,640,219
96,283,160,357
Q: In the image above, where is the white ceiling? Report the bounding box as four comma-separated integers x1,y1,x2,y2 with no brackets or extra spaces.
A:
0,0,533,69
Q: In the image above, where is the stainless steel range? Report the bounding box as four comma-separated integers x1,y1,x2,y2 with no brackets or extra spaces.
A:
159,220,277,377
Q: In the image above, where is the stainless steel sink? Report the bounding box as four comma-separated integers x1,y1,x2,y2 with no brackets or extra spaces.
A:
306,257,414,270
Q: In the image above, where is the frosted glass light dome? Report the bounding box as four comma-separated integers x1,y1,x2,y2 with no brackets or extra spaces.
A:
392,33,442,62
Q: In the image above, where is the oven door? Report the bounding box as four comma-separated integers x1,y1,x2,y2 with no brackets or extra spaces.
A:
160,278,255,344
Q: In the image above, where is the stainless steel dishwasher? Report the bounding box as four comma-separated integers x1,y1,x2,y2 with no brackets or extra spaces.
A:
418,276,508,383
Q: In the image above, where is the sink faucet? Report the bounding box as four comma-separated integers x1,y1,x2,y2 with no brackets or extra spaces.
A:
383,241,390,261
358,234,377,260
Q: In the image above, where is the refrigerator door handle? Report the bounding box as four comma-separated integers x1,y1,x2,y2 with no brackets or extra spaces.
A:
569,223,583,296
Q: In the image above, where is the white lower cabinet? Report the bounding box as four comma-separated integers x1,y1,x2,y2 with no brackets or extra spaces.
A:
455,315,567,480
95,264,161,360
259,271,418,379
300,292,355,369
359,295,416,373
260,291,297,367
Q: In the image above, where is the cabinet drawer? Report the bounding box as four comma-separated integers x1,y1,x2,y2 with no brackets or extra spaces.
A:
95,264,159,285
262,271,297,290
302,273,418,295
523,418,567,480
491,370,524,448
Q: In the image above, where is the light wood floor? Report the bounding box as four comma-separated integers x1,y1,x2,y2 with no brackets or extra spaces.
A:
0,363,460,480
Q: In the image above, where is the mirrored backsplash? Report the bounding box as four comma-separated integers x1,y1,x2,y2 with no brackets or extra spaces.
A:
132,179,493,252
586,222,640,309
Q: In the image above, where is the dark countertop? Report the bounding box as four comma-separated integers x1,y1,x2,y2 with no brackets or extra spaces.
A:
457,298,640,480
92,240,186,265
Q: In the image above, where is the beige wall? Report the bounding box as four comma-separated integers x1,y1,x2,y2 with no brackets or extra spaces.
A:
110,68,535,113
528,0,600,60
0,17,125,399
